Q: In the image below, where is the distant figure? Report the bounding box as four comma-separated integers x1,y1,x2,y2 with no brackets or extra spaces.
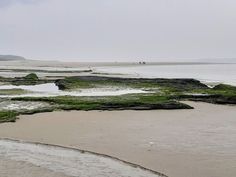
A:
138,61,146,65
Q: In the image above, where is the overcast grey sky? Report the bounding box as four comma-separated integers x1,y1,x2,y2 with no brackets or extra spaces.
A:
0,0,236,62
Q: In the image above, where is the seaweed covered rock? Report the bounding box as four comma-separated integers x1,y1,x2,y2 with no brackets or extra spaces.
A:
55,76,208,91
213,84,236,92
12,73,46,85
24,73,39,81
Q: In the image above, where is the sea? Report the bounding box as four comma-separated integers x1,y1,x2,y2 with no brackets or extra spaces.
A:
95,63,236,86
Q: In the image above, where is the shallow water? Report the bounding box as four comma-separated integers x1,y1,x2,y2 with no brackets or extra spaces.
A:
0,66,89,72
1,63,236,85
0,139,161,177
0,83,148,98
0,71,91,78
0,83,59,93
95,64,236,86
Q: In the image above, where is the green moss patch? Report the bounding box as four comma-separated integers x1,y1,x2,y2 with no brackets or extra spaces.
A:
0,89,29,95
0,111,18,123
13,94,193,111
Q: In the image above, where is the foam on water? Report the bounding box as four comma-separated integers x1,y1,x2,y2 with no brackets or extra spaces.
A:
0,139,162,177
0,101,50,111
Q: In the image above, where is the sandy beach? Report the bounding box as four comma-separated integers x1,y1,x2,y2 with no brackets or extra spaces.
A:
0,101,236,177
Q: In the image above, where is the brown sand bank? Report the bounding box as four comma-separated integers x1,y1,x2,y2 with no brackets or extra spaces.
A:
0,101,236,177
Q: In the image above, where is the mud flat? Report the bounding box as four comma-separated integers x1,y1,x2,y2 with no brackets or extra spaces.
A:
0,101,235,177
0,158,68,177
0,139,162,177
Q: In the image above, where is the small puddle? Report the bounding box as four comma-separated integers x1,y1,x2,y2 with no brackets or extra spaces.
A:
0,83,148,97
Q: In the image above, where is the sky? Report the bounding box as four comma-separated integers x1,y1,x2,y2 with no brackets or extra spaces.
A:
0,0,236,62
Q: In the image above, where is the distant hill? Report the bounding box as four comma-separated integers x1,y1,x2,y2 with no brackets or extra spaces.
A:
0,55,26,61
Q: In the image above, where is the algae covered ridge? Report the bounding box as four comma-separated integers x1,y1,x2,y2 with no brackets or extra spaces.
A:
0,74,236,123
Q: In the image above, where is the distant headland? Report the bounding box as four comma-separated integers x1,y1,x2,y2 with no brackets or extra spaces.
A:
0,55,26,61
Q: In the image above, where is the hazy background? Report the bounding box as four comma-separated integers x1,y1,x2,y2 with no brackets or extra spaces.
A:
0,0,236,62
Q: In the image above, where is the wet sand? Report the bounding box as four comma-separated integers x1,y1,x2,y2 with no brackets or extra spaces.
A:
0,158,68,177
0,102,236,177
0,140,162,177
